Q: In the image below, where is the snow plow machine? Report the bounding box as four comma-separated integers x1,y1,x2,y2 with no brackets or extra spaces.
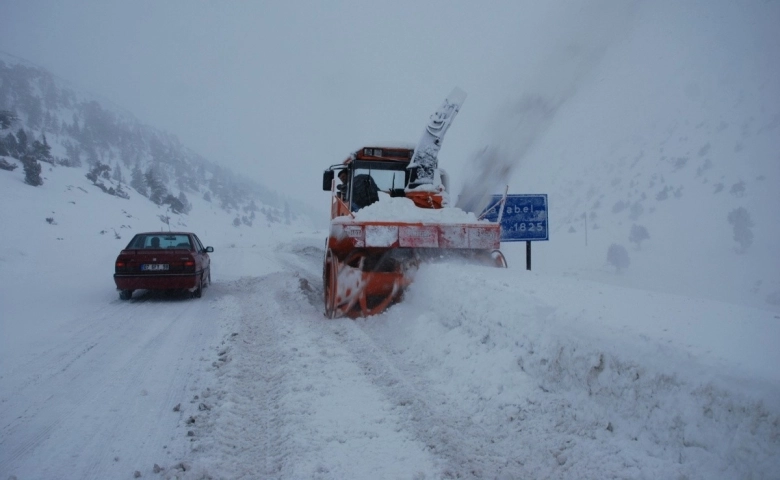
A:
322,88,508,318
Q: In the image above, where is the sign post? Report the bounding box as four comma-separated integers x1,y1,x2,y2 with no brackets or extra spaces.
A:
481,194,549,270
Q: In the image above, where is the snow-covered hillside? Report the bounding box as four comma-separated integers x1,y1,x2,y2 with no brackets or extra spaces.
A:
477,0,780,312
1,136,778,480
0,51,314,229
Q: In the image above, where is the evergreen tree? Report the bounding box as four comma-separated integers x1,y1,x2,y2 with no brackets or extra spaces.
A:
162,194,185,214
0,110,17,130
130,165,147,196
22,154,43,186
114,183,130,199
284,201,291,225
63,141,82,167
145,167,168,205
0,158,17,171
16,129,28,155
86,147,99,168
31,134,53,164
112,163,124,184
177,191,191,214
86,162,111,183
43,133,52,157
3,133,19,157
70,113,81,138
45,111,59,132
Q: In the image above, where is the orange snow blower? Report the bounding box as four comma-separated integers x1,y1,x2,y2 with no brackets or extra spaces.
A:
321,89,508,318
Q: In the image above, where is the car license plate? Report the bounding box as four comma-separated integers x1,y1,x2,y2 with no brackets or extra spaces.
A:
142,264,169,271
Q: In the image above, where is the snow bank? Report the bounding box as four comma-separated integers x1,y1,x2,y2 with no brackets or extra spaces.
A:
360,262,780,479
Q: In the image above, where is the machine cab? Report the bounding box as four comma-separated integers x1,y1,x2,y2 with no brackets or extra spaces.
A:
324,146,415,218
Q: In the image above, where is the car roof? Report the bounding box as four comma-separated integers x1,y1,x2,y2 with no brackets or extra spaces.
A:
135,232,195,236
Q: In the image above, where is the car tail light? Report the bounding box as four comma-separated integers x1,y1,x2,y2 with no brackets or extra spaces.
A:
115,259,127,272
183,257,196,272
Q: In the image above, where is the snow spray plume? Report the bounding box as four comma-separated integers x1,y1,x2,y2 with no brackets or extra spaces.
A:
456,96,557,213
456,0,638,214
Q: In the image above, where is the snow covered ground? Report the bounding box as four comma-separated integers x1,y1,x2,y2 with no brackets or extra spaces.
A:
1,157,778,480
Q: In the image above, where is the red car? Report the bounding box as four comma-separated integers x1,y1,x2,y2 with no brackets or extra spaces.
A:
114,232,213,300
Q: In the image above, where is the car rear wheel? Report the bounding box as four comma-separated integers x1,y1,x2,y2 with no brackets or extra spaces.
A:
119,290,133,300
192,275,203,299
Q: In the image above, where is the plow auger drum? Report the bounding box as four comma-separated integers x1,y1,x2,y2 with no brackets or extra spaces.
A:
322,220,507,319
323,247,412,319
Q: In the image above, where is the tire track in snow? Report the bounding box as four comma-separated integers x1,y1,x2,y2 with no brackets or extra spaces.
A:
316,319,529,479
0,299,147,471
80,297,207,480
273,237,528,478
97,288,225,479
191,271,445,479
0,293,215,478
200,281,280,479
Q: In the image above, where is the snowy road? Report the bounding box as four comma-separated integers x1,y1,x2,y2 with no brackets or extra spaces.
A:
2,234,778,479
1,285,223,478
1,238,457,479
199,241,523,478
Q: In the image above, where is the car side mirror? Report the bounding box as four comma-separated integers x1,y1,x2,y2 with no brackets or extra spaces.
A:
322,170,334,191
205,246,214,253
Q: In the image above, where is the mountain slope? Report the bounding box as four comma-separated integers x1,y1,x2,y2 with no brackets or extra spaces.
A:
0,51,316,229
461,0,780,311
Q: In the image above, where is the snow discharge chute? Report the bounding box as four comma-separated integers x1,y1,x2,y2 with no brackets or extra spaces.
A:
406,87,467,191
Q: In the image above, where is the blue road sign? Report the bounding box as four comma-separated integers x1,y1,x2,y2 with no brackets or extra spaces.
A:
481,194,549,242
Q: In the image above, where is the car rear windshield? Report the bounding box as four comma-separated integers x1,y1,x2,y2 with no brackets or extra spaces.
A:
126,234,192,249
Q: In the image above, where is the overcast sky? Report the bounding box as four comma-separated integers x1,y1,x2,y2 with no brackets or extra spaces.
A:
1,0,638,209
4,1,776,215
